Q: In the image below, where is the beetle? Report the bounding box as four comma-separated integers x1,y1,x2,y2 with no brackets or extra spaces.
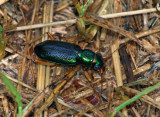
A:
34,40,103,70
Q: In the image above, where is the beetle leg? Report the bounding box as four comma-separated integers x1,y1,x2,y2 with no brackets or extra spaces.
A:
35,59,56,66
47,32,55,40
83,67,92,81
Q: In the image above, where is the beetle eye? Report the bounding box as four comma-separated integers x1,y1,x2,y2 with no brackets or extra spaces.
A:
93,65,101,70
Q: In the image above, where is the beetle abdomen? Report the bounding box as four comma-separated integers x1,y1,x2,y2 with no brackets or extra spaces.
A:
34,40,82,65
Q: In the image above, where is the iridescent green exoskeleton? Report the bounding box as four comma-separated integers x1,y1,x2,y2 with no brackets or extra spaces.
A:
34,40,103,70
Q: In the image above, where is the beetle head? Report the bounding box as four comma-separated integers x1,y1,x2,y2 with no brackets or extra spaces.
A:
92,53,103,70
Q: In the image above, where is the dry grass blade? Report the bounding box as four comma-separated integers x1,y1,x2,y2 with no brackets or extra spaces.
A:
82,13,144,46
36,1,53,116
121,26,160,44
111,39,123,86
5,6,160,32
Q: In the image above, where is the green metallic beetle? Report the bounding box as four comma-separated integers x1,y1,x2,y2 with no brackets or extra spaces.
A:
34,40,103,70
